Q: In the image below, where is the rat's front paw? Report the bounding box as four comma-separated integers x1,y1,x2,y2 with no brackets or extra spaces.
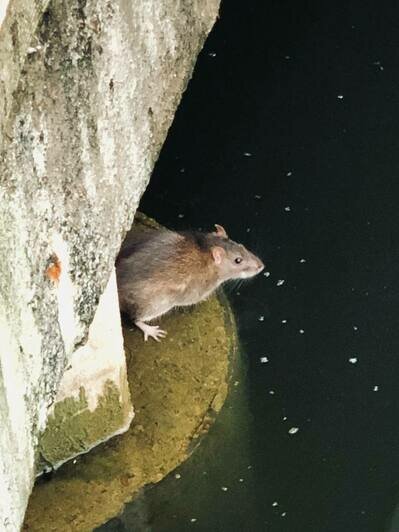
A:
145,325,167,342
136,321,167,342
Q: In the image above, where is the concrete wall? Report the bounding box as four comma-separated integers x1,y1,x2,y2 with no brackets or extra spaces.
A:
0,0,220,529
37,269,134,473
0,1,10,27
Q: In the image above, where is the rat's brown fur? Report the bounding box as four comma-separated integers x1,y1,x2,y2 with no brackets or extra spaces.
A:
116,224,263,340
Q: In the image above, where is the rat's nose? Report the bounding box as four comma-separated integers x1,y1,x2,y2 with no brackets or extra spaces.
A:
257,259,264,272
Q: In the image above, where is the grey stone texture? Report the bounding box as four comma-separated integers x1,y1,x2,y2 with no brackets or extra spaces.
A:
0,0,220,529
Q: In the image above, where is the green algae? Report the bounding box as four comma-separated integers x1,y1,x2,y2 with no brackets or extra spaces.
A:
38,381,130,468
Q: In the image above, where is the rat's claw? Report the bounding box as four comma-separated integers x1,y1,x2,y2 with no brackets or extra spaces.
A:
146,326,167,342
136,321,167,342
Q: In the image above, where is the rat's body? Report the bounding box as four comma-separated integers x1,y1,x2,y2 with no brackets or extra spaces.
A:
116,224,264,341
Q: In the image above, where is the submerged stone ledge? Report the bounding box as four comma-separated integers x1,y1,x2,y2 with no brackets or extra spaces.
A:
24,292,236,532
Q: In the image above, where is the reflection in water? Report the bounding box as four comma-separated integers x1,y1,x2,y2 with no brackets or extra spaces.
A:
98,491,151,532
387,503,399,532
98,348,257,531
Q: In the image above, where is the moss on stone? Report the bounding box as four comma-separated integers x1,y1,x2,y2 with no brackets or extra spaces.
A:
38,380,130,468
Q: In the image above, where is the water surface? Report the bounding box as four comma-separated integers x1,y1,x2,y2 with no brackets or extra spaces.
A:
102,1,399,530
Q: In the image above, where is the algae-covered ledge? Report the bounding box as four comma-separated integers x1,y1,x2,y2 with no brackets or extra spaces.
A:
24,293,236,532
39,381,130,468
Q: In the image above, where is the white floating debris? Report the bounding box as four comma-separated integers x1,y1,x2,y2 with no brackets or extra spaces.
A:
300,258,306,263
243,152,252,157
254,194,262,199
373,385,379,392
286,171,292,176
272,501,278,507
337,94,344,99
299,329,305,334
190,518,197,523
284,206,291,212
234,380,240,386
73,459,77,464
285,55,291,59
288,427,299,434
276,279,285,286
269,390,275,395
281,512,287,517
283,416,287,421
258,315,265,322
353,326,358,331
239,478,244,482
208,52,216,57
180,167,185,173
246,227,251,233
221,486,228,492
178,214,185,218
281,319,287,324
264,271,271,277
260,357,268,363
349,357,358,364
175,473,181,479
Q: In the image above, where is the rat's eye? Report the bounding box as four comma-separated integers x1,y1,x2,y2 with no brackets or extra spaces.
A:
235,257,243,264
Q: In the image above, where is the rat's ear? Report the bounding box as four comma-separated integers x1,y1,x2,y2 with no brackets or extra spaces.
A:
214,224,228,238
211,246,225,265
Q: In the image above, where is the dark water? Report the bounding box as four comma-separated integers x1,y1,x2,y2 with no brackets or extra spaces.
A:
101,1,399,530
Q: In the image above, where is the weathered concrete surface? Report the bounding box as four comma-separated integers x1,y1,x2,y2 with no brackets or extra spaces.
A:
38,270,134,471
0,0,50,145
0,0,220,530
0,2,10,27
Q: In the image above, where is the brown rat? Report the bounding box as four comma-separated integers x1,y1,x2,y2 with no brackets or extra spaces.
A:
116,224,264,341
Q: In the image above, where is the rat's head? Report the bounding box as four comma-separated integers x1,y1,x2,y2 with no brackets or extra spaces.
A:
210,224,264,281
